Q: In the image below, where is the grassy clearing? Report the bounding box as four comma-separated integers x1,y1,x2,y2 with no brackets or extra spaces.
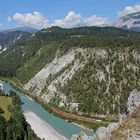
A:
74,119,109,131
0,96,12,120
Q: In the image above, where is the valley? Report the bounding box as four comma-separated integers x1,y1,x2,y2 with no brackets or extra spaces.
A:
2,82,94,139
0,25,140,140
1,1,140,140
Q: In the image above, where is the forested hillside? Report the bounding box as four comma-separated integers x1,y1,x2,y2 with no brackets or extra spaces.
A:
0,26,140,79
0,91,40,140
0,26,140,121
59,47,140,116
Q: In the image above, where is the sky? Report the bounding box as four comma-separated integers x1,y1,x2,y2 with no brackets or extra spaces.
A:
0,0,140,30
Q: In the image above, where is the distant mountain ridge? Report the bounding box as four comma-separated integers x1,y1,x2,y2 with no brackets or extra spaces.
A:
0,30,30,52
115,11,140,32
2,26,38,33
0,26,37,52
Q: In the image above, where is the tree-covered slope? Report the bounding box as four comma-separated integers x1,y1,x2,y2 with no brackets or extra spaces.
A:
0,26,140,121
0,91,40,140
58,47,140,117
0,26,140,79
24,46,140,119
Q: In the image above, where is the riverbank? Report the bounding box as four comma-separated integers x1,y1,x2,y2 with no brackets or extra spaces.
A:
23,111,68,140
0,77,109,131
0,78,107,131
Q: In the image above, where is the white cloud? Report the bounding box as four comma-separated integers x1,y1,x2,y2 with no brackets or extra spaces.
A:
8,11,110,28
0,23,2,30
8,12,48,27
119,4,140,17
83,15,109,26
51,11,82,27
51,11,109,28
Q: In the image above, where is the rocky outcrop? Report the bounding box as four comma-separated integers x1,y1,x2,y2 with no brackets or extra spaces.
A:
24,48,88,98
24,49,77,95
126,90,140,113
110,106,140,140
92,123,118,140
71,132,93,140
42,49,88,102
92,90,140,140
120,90,140,122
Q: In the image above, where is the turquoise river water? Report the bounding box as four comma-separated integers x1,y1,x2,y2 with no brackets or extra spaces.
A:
3,82,94,139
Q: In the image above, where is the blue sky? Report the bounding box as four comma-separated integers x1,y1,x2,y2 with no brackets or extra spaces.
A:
0,0,140,29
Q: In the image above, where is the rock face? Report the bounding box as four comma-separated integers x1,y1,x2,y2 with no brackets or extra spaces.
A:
93,123,118,140
24,47,140,115
127,90,140,113
115,12,140,31
110,106,140,140
120,90,140,122
24,48,88,101
95,127,108,139
93,90,140,140
24,49,77,95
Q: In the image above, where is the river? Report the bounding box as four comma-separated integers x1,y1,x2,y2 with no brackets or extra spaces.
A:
3,82,94,139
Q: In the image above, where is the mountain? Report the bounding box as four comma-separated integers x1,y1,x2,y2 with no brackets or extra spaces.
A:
0,26,140,137
2,26,38,33
0,26,140,119
115,12,140,32
0,30,30,53
0,26,139,77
